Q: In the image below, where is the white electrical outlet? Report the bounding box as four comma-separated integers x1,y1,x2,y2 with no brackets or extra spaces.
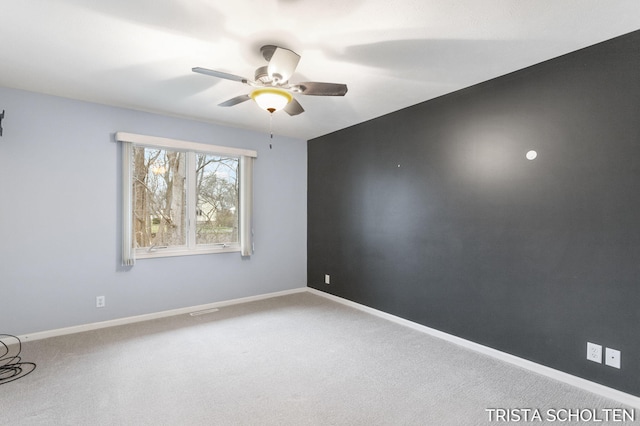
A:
586,342,602,363
325,274,330,285
96,295,106,308
605,347,621,369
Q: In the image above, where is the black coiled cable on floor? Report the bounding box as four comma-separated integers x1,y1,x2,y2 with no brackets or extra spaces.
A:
0,334,36,385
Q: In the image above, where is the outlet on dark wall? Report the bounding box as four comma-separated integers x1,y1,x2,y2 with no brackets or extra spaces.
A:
308,30,640,396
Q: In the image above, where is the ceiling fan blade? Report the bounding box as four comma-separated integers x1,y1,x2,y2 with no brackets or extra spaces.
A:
284,98,305,116
218,94,251,107
267,47,300,84
192,67,250,84
298,82,348,96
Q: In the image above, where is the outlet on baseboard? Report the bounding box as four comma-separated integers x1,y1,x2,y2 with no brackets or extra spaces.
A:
586,342,602,363
325,274,330,285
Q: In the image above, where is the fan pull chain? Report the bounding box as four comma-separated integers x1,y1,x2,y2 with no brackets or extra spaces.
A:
269,113,274,149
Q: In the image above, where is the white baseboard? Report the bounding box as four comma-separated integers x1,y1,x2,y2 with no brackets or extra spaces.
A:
306,287,640,409
18,287,307,343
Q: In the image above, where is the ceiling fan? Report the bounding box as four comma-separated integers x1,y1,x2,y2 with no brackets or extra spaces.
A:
193,45,348,116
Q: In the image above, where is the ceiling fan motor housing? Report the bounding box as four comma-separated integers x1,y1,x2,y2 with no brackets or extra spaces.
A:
255,66,285,86
254,66,272,85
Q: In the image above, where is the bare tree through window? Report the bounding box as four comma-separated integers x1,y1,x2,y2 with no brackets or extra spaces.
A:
195,153,238,244
132,147,238,249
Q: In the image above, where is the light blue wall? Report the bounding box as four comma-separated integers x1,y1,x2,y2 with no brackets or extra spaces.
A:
0,87,307,335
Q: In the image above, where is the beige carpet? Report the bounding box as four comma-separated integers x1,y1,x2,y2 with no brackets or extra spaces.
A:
1,292,632,425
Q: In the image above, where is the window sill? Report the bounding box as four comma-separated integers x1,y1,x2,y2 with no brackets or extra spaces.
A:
135,245,241,259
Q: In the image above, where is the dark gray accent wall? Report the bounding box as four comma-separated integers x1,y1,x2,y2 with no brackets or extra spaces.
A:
308,30,640,396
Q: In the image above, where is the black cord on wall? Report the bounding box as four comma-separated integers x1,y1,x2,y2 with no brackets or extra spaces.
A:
0,110,4,137
0,334,36,385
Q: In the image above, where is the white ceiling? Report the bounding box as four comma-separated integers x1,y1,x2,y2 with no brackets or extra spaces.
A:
2,1,640,140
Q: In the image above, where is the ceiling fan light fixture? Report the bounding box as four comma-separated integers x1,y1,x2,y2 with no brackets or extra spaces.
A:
250,88,292,113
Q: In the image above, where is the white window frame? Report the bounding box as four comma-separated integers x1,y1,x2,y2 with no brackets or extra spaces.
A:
117,132,256,265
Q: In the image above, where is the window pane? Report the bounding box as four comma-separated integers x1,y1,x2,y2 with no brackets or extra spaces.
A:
132,147,187,248
195,154,239,245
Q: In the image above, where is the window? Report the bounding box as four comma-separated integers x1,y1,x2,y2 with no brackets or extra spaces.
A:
117,132,256,264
